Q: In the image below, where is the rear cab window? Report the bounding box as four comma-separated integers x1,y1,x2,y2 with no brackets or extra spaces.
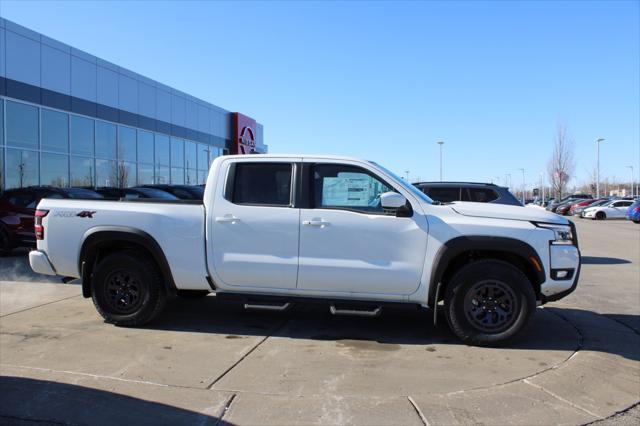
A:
228,162,293,207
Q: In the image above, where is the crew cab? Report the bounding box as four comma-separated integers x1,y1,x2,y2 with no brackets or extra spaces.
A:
29,155,581,346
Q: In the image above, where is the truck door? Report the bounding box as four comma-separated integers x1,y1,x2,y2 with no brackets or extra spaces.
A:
209,159,300,289
297,162,428,295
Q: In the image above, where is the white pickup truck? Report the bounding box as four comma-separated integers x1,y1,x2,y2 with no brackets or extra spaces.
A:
29,155,580,345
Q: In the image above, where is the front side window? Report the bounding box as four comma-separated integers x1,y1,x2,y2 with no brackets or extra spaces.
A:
231,162,292,206
313,164,392,213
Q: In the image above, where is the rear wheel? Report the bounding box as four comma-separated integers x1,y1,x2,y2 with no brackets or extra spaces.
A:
92,251,166,326
595,211,606,220
444,260,536,346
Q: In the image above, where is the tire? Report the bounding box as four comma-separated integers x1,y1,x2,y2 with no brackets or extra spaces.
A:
595,211,606,220
444,259,536,346
177,290,210,298
91,250,167,326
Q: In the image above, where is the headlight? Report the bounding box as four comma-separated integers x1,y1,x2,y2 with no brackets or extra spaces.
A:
533,222,574,245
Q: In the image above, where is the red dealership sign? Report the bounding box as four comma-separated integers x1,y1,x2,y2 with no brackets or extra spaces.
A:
233,112,257,155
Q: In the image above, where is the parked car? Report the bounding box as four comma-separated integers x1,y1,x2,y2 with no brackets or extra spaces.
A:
96,187,179,200
30,154,580,346
626,199,640,223
572,198,609,216
413,182,522,206
0,186,102,253
141,184,204,200
583,199,634,220
546,194,592,213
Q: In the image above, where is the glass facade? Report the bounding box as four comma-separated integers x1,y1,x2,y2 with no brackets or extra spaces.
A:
0,97,222,190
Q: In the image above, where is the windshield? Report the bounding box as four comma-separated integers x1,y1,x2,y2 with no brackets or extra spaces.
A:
369,161,434,204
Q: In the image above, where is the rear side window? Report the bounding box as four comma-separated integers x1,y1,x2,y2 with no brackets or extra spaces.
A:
231,163,292,206
426,187,460,202
463,188,498,203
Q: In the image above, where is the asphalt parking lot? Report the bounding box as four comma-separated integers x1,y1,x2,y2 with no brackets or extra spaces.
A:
0,219,638,425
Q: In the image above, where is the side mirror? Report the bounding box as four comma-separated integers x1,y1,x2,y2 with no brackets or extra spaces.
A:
380,191,407,209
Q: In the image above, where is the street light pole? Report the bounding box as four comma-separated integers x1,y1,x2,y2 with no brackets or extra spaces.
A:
437,141,444,181
627,165,635,196
540,172,544,202
405,170,410,182
596,138,605,197
518,168,525,204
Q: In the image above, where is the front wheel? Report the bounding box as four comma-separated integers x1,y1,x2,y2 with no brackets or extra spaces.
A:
92,251,167,326
444,260,536,346
595,211,606,220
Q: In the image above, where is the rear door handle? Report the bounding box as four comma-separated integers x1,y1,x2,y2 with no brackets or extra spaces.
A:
303,219,330,227
215,215,241,223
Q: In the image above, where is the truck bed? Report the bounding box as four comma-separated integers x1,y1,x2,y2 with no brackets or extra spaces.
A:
37,198,210,291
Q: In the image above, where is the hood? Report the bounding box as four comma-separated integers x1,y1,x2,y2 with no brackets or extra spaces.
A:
450,201,568,224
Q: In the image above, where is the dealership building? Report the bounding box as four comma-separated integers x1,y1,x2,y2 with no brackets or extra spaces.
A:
0,18,266,191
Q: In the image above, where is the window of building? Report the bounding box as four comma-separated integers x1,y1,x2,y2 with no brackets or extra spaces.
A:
231,163,292,206
6,101,39,149
185,140,197,170
313,164,391,213
171,167,184,185
171,137,184,168
70,156,94,187
137,130,154,164
155,134,170,166
197,169,208,185
137,163,154,185
40,153,69,187
197,144,209,171
0,148,4,190
96,121,117,159
185,168,197,185
41,109,69,153
118,126,137,162
118,161,136,187
95,159,117,187
6,148,39,189
70,115,94,156
1,100,4,146
155,165,170,184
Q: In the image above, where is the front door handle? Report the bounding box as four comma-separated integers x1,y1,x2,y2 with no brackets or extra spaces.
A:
303,219,330,227
215,215,241,223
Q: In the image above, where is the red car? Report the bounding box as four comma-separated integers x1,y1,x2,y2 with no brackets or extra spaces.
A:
0,187,103,254
569,198,606,216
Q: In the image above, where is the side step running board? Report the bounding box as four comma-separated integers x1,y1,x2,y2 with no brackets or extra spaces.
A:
330,304,382,317
244,302,291,312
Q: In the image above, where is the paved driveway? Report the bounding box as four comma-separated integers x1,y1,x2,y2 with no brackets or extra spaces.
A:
0,219,638,425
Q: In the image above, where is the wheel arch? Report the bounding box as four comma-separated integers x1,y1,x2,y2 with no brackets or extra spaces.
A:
79,226,177,298
428,236,545,308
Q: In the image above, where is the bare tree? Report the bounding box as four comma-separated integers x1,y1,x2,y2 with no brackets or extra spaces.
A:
546,123,575,200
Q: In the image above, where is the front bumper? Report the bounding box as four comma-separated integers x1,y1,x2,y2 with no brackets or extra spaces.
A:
29,250,57,276
540,244,581,302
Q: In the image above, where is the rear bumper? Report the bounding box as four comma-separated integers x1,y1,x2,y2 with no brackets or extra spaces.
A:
29,251,57,276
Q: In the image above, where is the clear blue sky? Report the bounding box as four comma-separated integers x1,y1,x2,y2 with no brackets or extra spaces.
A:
1,0,638,189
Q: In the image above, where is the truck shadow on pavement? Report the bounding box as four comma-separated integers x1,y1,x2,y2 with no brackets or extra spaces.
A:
0,376,228,426
145,297,639,362
581,256,632,265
